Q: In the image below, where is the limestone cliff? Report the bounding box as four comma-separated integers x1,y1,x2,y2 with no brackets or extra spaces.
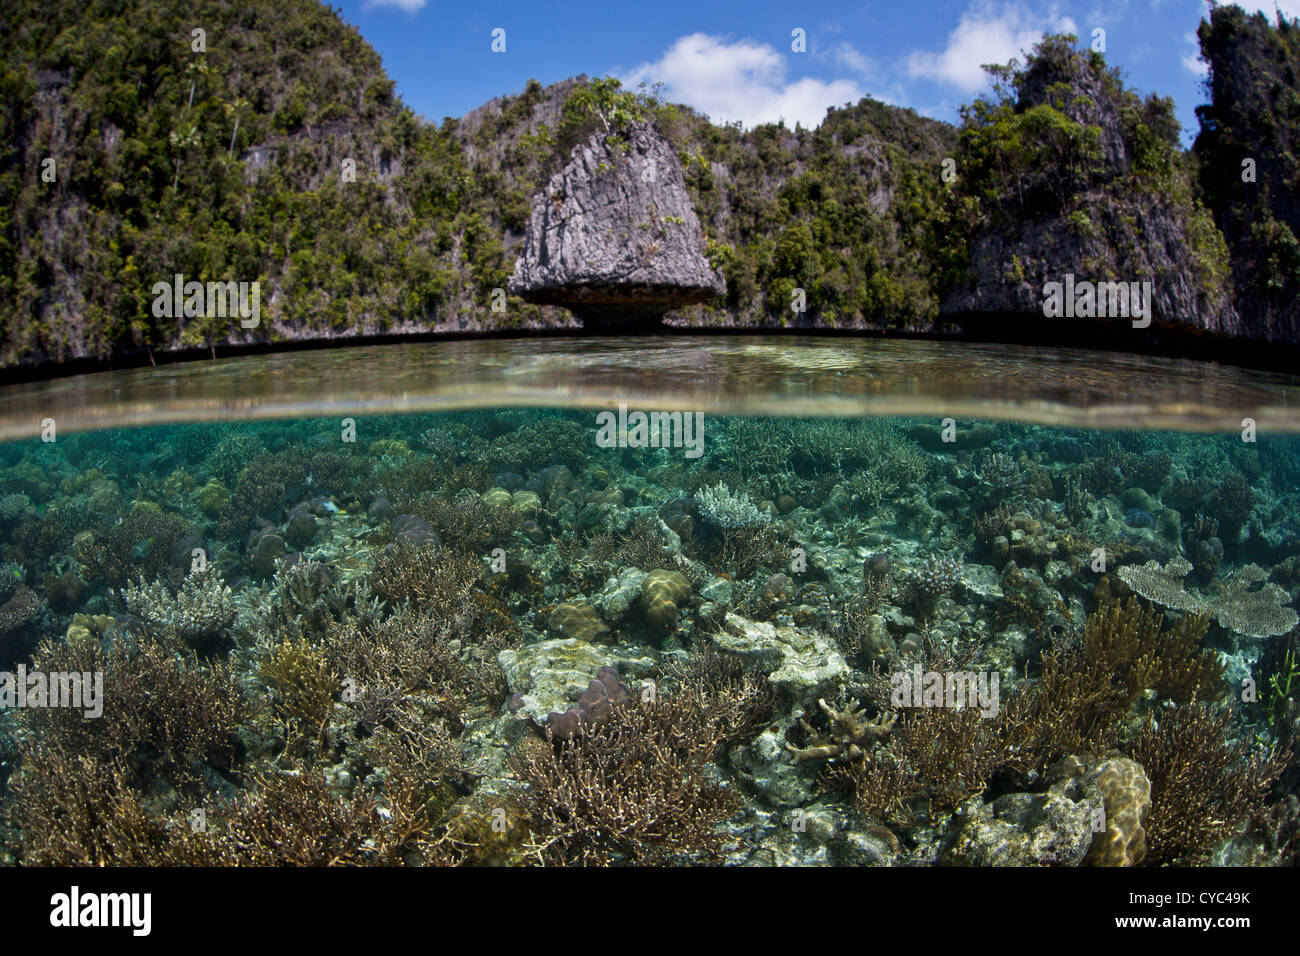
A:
508,122,725,326
939,36,1236,336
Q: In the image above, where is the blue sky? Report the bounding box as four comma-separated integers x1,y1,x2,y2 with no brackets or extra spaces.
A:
334,0,1298,143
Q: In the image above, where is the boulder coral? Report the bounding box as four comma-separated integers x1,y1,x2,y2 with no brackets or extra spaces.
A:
1083,758,1151,866
640,569,690,631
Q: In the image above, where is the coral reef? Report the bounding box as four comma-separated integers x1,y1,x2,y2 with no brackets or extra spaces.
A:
1,410,1297,869
786,699,898,762
1083,758,1151,866
640,569,691,631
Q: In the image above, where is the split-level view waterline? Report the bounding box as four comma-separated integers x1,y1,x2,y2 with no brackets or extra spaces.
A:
1,335,1299,866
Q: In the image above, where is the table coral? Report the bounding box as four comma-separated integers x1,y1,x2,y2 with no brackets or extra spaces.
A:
1118,555,1298,638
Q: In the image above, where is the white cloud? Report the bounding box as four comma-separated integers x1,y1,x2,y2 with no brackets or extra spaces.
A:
364,0,428,11
903,2,1078,93
621,33,864,129
1182,53,1209,76
1223,0,1300,19
1181,31,1208,78
832,42,876,76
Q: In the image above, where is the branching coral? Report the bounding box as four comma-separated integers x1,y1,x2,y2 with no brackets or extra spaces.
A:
976,451,1027,498
662,646,782,748
1080,597,1224,705
820,705,1012,825
510,691,741,866
325,606,475,727
697,481,768,529
122,565,237,647
200,766,437,866
1118,556,1298,638
369,540,483,611
1128,702,1287,865
786,699,898,762
259,638,339,735
22,626,245,773
713,522,786,579
6,746,217,866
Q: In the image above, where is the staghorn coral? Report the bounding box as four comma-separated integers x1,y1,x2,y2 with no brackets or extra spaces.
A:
660,645,782,748
259,637,339,734
202,765,438,865
843,470,898,511
1061,472,1090,526
1118,556,1299,638
995,600,1224,777
1209,471,1254,544
612,513,676,571
74,500,191,586
395,491,522,552
714,522,787,579
1079,597,1224,705
976,451,1027,499
827,594,895,666
22,626,245,773
510,690,741,866
325,606,474,727
821,704,1014,825
369,540,483,612
1128,702,1287,865
241,558,384,646
1125,451,1171,493
203,432,267,485
7,745,218,866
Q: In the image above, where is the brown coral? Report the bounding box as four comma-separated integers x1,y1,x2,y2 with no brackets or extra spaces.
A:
786,699,898,762
1128,702,1287,865
547,602,610,642
1084,758,1151,866
640,568,691,631
510,691,741,866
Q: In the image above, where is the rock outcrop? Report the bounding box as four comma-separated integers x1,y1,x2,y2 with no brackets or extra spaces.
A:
508,122,725,325
1193,6,1300,344
940,36,1237,337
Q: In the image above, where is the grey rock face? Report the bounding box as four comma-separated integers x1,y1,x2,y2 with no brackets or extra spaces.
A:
509,122,725,325
941,200,1236,333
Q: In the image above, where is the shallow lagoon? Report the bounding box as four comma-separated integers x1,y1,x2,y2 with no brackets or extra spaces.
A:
0,337,1297,866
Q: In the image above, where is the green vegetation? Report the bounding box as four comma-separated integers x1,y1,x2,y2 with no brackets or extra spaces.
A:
1194,6,1300,336
1,3,1297,367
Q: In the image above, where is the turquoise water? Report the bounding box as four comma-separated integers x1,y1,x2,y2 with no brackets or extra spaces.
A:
0,339,1297,866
